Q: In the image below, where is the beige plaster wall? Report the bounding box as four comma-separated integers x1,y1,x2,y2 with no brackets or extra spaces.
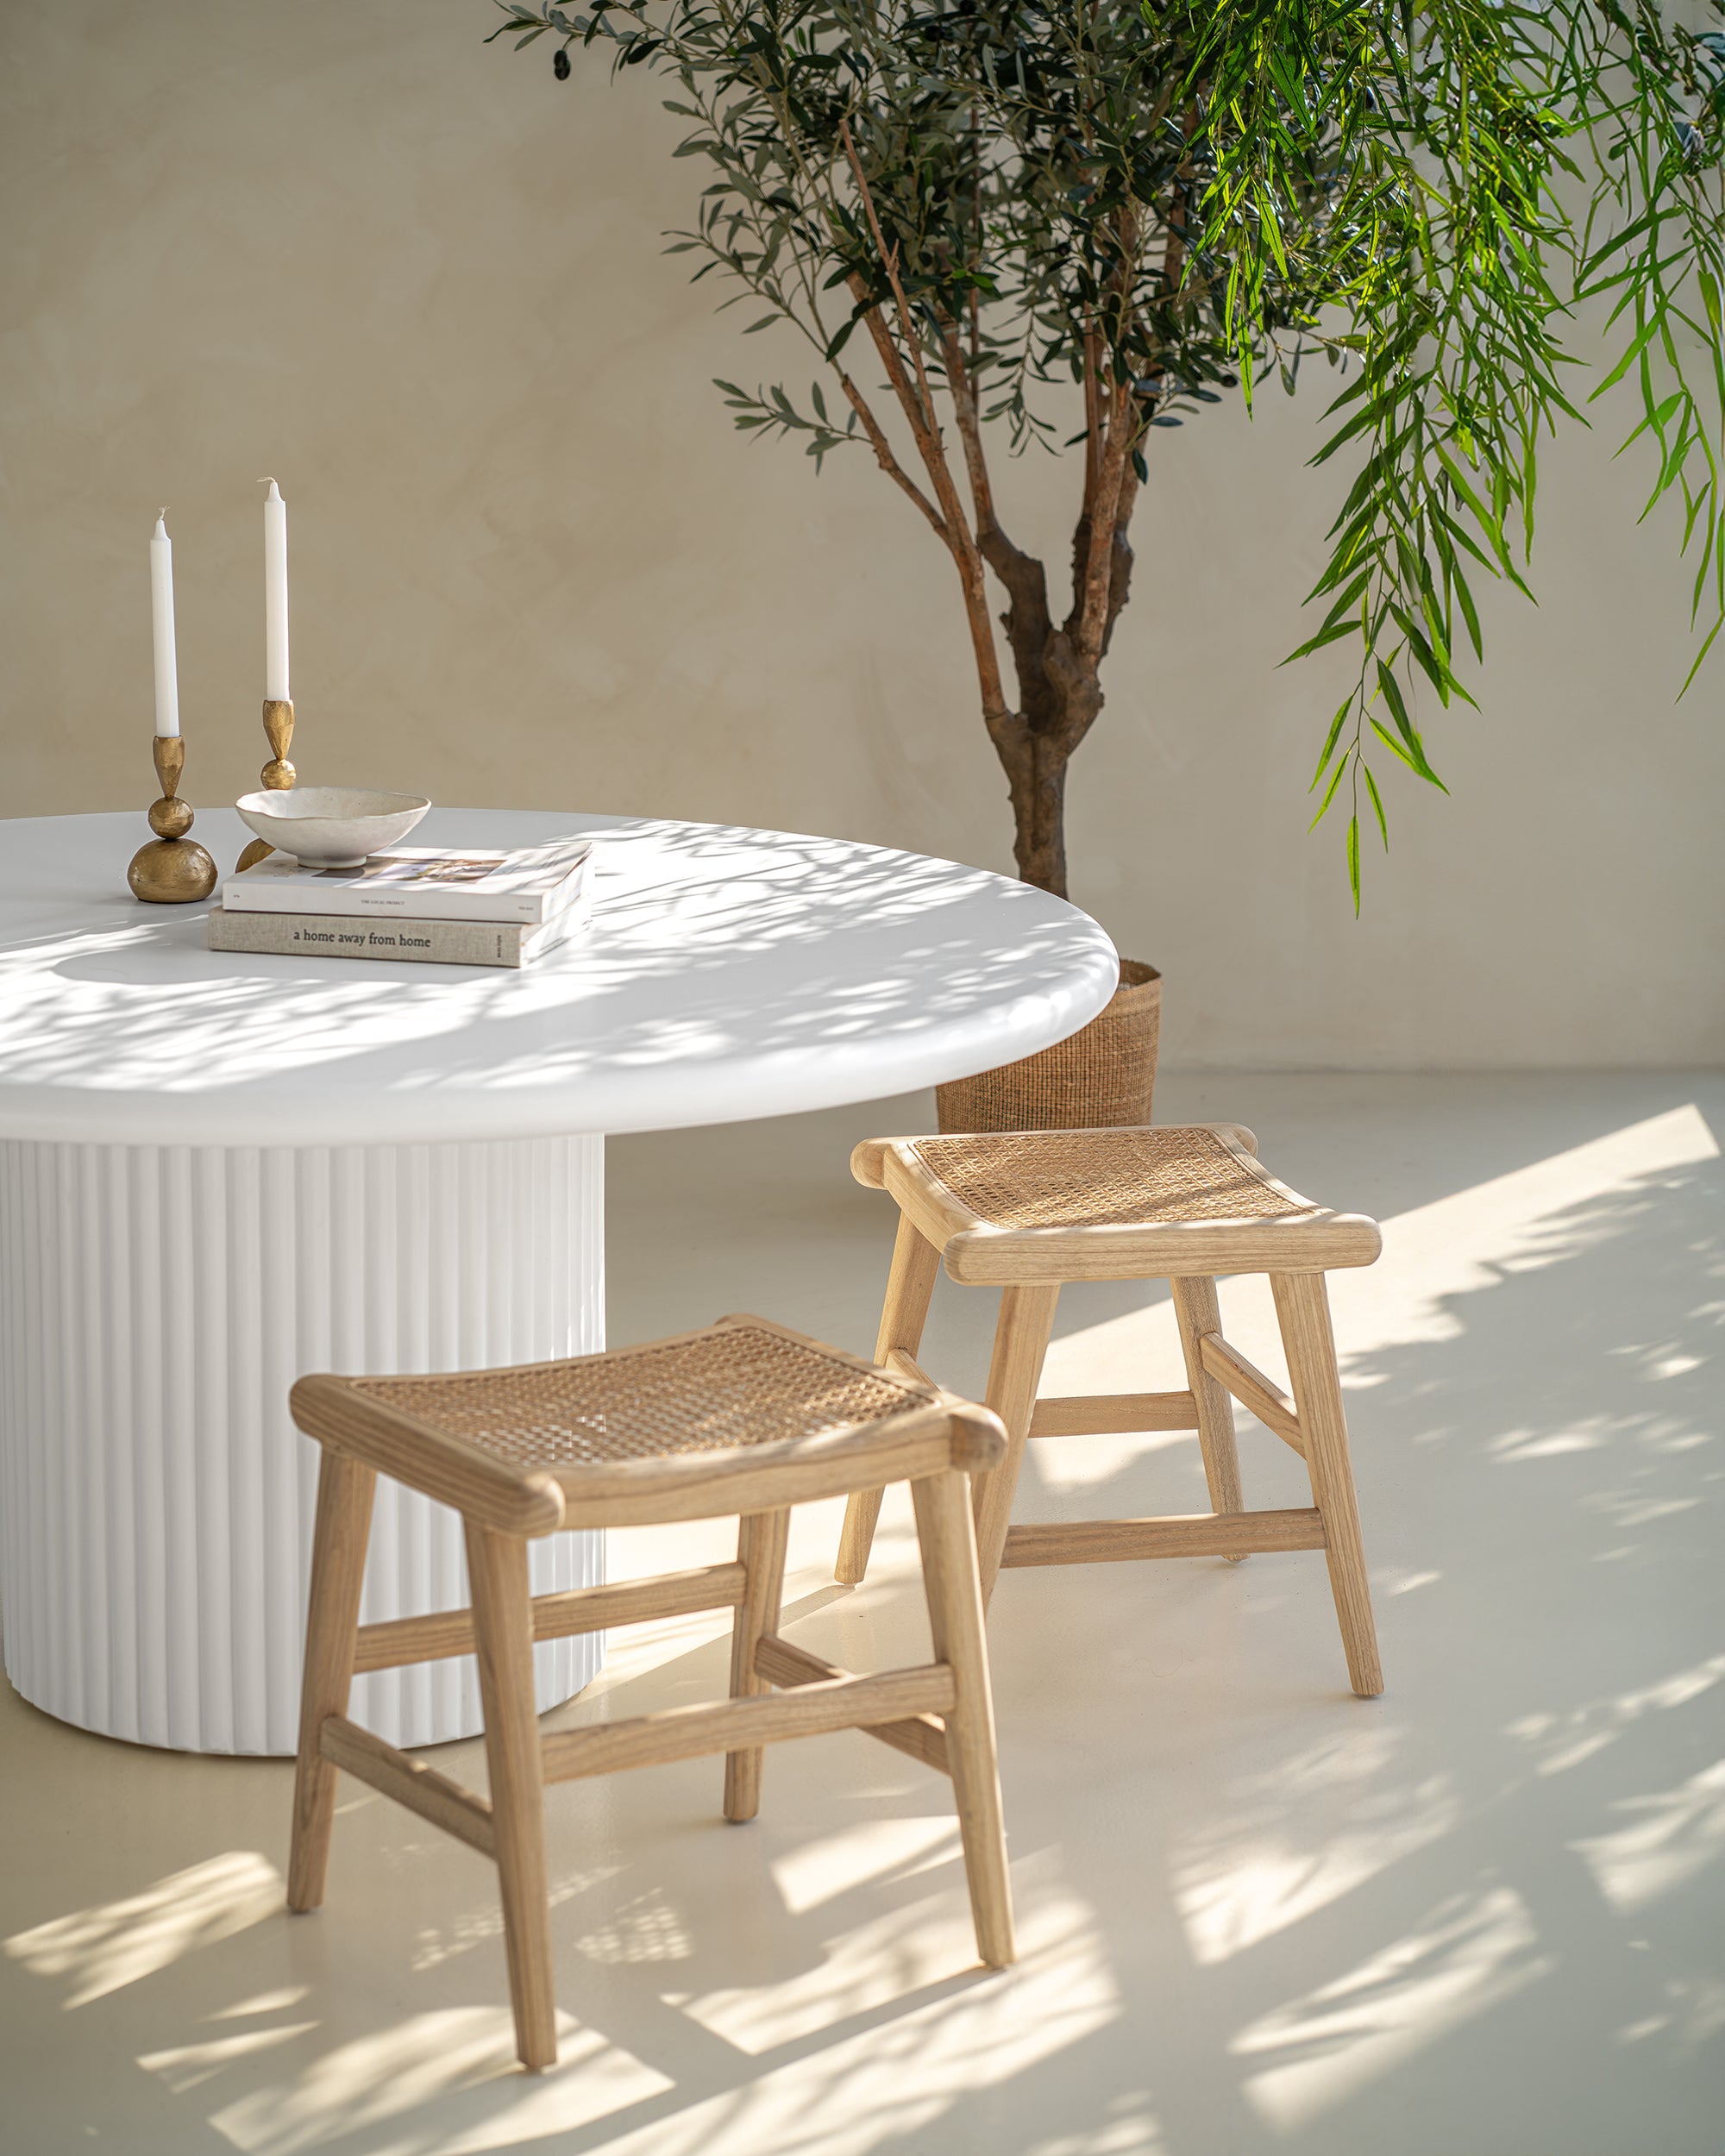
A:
3,0,1720,1068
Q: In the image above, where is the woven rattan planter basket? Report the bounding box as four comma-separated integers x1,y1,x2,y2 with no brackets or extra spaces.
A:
936,958,1161,1133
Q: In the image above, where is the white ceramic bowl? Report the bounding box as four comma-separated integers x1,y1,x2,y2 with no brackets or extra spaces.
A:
235,787,431,868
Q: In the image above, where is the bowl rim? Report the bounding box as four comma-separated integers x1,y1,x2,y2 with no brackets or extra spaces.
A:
234,787,432,820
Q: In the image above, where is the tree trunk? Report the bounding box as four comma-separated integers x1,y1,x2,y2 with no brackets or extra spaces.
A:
1014,730,1072,894
989,645,1106,901
978,508,1131,903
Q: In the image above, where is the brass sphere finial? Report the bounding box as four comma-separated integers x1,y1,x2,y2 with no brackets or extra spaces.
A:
128,733,216,905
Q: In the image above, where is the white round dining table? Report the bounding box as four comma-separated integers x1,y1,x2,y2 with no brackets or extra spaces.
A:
0,806,1117,1754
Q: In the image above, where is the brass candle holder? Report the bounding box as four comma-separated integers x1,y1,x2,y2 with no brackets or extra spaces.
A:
128,735,217,904
235,697,296,873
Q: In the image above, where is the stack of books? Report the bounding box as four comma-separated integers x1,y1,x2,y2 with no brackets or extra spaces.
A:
207,836,594,968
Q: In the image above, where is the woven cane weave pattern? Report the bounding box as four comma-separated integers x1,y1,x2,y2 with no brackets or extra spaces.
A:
936,960,1160,1133
910,1126,1318,1232
353,1324,925,1470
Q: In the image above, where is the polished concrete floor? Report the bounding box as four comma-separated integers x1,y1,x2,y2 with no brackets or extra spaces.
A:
2,1072,1720,2155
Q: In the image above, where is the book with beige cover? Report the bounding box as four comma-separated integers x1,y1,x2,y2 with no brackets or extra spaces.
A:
207,884,589,968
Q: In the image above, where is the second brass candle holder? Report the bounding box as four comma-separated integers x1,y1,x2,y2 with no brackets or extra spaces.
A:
129,735,218,904
235,697,295,874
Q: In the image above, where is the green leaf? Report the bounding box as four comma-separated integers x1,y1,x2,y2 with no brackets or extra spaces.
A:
1375,659,1415,747
1678,611,1725,696
1310,695,1352,789
1308,753,1348,830
1368,717,1447,792
1591,313,1663,402
1287,617,1364,661
1362,761,1389,849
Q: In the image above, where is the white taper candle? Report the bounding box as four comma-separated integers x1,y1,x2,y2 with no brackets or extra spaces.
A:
150,511,180,737
262,479,289,702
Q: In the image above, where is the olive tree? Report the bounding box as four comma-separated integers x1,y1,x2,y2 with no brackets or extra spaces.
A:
492,0,1725,904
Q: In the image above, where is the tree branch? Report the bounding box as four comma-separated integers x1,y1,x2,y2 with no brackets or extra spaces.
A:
1098,448,1142,665
833,128,1013,730
840,117,944,439
838,373,949,540
1075,197,1145,662
1077,379,1134,660
938,319,999,538
1082,317,1103,520
841,280,1008,720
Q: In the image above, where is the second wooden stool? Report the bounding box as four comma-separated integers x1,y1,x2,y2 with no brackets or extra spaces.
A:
287,1313,1013,2070
835,1125,1386,1697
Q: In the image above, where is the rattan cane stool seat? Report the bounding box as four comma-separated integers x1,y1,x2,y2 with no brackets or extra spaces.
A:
909,1125,1313,1232
293,1316,1002,1537
850,1125,1382,1283
351,1320,933,1472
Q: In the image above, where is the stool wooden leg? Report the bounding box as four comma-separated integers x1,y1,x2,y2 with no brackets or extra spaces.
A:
1270,1272,1383,1698
287,1451,376,1914
724,1506,791,1821
1171,1276,1245,1545
837,1216,942,1584
466,1523,558,2071
973,1282,1061,1605
913,1469,1015,1969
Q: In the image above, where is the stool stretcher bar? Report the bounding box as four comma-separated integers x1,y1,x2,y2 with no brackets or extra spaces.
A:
1002,1507,1327,1568
1028,1391,1198,1438
1196,1334,1306,1456
352,1563,750,1674
755,1632,951,1775
316,1652,960,1860
540,1664,957,1783
320,1714,496,1856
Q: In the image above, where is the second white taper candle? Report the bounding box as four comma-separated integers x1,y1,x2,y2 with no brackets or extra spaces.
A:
150,512,179,737
263,479,289,703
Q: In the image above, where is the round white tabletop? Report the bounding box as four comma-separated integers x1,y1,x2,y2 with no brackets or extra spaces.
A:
0,808,1119,1147
0,808,1117,1756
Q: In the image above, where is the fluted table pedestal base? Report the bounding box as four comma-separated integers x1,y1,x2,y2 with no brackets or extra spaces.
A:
0,1133,605,1754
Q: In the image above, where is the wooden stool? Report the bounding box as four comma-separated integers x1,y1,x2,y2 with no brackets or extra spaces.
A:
834,1125,1386,1698
286,1313,1014,2071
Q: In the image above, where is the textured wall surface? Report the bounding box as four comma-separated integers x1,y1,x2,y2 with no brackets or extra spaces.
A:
3,1,1720,1067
